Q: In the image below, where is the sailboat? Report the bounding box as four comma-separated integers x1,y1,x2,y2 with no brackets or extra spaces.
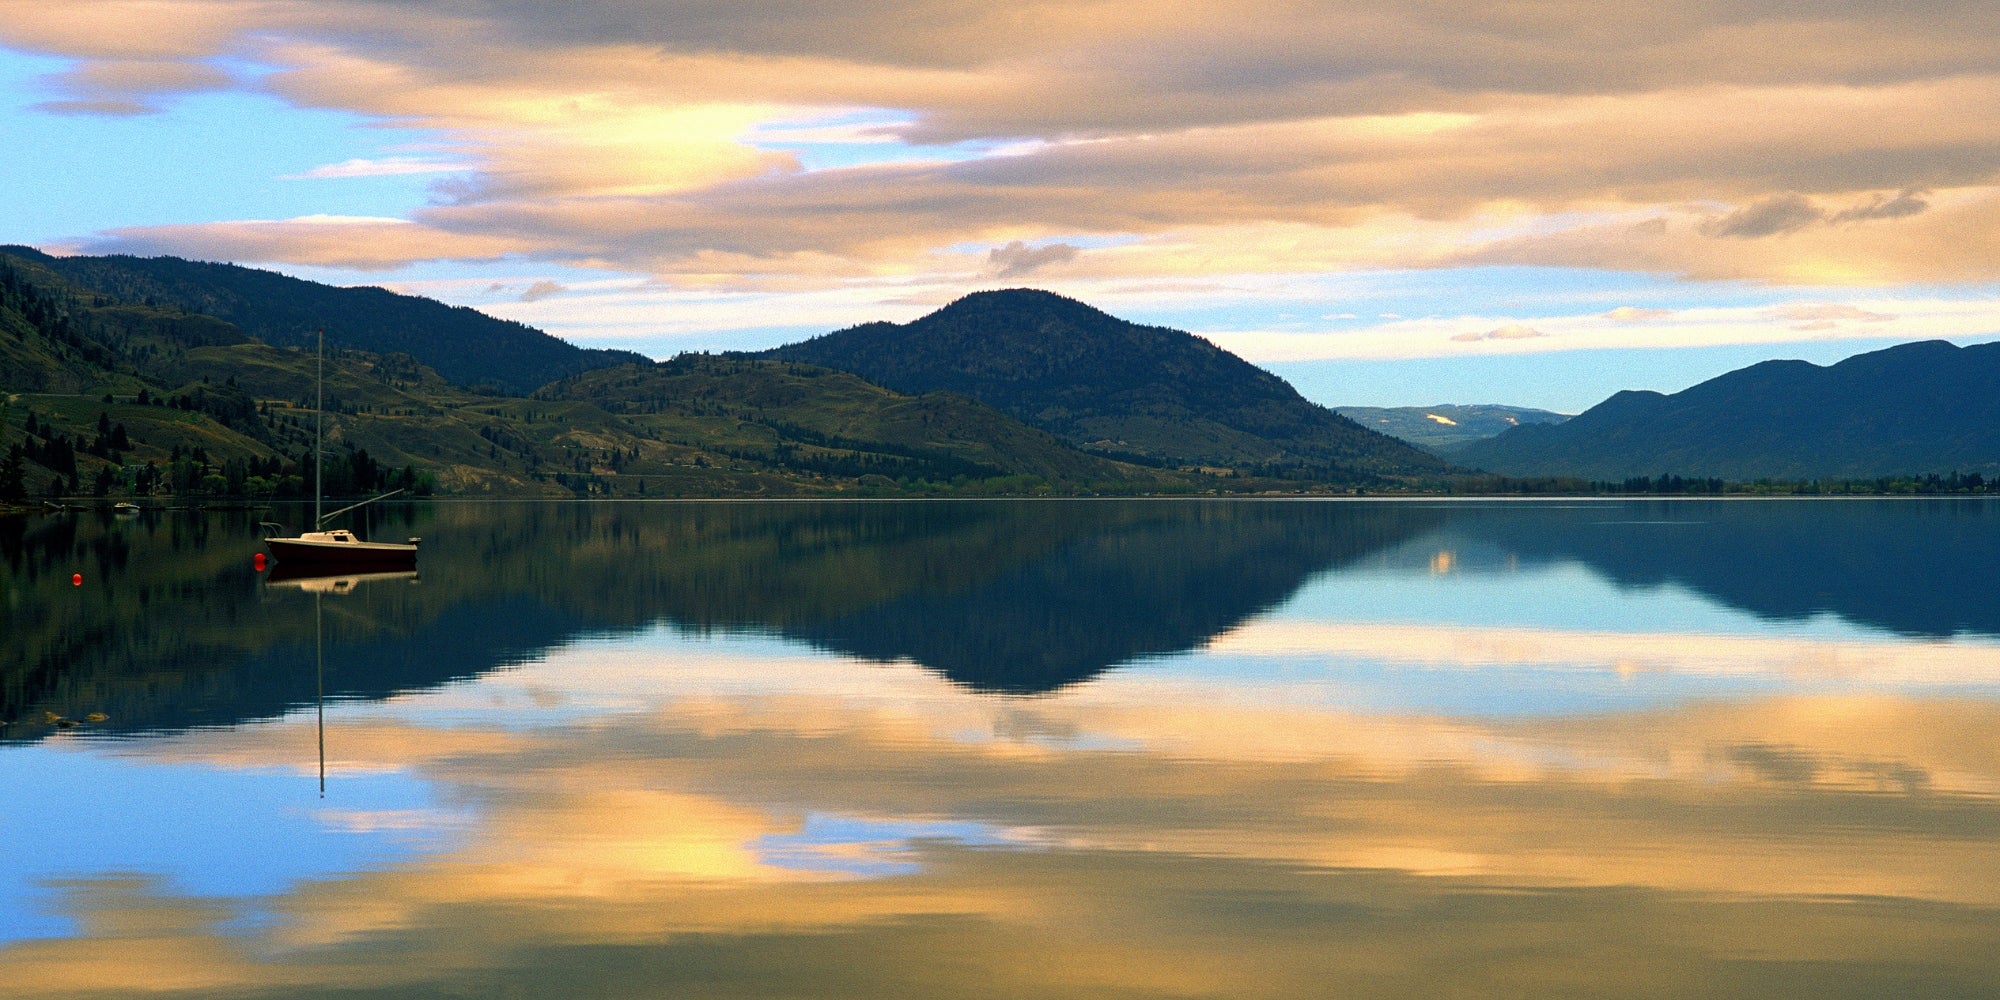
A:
263,330,420,570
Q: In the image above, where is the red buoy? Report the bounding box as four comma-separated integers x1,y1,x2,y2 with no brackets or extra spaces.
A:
253,552,267,571
71,573,82,587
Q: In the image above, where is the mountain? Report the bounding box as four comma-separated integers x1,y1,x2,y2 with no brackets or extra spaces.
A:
754,289,1450,482
1450,340,2000,480
537,356,1180,493
0,246,646,395
1334,404,1569,452
1,254,1204,498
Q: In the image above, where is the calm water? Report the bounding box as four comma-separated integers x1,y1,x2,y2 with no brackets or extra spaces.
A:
3,499,1999,998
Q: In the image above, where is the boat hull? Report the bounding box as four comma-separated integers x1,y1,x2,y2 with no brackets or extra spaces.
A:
266,537,419,569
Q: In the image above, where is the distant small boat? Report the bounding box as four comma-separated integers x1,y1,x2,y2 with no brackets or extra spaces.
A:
113,502,142,516
262,329,421,571
265,529,419,569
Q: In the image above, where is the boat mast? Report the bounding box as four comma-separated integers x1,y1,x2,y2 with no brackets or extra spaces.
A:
314,328,324,528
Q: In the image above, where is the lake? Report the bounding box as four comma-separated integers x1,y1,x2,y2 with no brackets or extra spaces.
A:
3,498,1998,998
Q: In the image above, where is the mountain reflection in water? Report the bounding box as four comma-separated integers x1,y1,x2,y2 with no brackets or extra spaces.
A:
1432,498,2000,637
8,499,2000,737
2,499,1998,999
4,500,1449,737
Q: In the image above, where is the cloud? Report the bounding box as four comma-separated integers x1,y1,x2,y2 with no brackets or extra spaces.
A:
517,280,567,302
12,2,2000,286
10,624,2000,1000
746,119,914,146
986,241,1079,279
1770,304,1893,322
1451,187,2000,284
30,98,157,116
1702,193,1825,238
29,55,233,115
283,157,469,180
1767,303,1894,331
1603,306,1674,322
80,215,527,270
1452,324,1547,342
1197,292,2000,363
1700,188,1934,241
1832,188,1930,223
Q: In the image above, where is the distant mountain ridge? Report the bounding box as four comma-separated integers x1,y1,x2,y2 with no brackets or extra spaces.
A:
1335,404,1570,452
755,289,1449,481
0,257,1228,498
0,246,646,395
1450,339,2000,480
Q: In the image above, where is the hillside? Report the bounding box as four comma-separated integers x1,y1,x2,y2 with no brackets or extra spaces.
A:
1,260,1447,499
0,246,645,395
1335,404,1569,452
756,289,1449,482
1450,340,2000,480
538,356,1179,493
2,251,1203,498
3,346,1192,499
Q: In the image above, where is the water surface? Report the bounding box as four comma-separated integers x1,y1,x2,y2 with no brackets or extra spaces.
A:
3,499,1998,998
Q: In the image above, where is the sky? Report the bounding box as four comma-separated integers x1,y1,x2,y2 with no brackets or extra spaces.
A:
3,2,1999,412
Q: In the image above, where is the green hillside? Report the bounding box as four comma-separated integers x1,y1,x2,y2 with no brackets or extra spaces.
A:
758,289,1451,483
0,255,1213,500
542,357,1171,492
2,258,1463,502
0,246,646,395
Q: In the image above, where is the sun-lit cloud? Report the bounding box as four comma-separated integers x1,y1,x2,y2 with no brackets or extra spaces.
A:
1603,306,1674,322
1181,291,2000,362
1452,324,1546,343
3,1,1998,291
281,157,469,180
1452,185,2000,284
74,214,529,269
1768,303,1894,324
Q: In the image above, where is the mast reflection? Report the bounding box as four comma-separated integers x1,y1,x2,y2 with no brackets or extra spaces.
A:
262,565,422,794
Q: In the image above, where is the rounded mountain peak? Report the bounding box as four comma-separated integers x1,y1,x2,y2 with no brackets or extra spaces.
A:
927,288,1113,324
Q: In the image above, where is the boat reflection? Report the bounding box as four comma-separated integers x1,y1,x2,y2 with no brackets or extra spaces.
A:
264,564,421,593
261,562,421,795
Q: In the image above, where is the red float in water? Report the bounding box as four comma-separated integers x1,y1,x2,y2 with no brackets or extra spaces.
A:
71,573,82,587
254,552,267,571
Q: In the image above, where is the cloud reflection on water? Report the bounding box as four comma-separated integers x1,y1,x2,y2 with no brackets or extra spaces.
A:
5,500,2000,997
6,613,1997,998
